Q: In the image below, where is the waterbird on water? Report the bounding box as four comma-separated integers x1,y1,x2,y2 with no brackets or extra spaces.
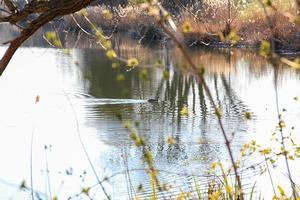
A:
147,98,159,103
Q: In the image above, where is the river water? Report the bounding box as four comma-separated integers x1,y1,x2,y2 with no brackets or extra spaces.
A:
0,34,300,199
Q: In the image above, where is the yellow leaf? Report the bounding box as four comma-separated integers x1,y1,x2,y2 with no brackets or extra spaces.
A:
182,21,193,33
127,58,139,68
180,105,189,116
279,120,286,128
227,30,240,44
167,136,176,145
244,112,252,120
106,50,117,60
277,185,285,197
130,132,138,141
139,69,148,80
111,62,120,69
225,185,232,194
145,151,153,165
294,96,298,101
81,187,90,196
176,190,186,200
45,31,56,40
260,41,270,57
259,148,272,155
117,74,125,82
209,189,222,200
215,107,222,117
35,95,40,104
102,9,113,20
123,121,131,129
163,70,170,80
148,6,159,17
78,9,88,17
210,161,219,171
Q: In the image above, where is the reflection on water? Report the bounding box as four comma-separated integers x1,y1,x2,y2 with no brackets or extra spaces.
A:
0,35,300,199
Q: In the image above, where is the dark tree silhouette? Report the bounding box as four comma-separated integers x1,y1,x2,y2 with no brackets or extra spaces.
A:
0,0,96,75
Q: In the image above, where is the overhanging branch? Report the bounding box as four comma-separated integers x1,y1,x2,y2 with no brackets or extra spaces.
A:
0,0,96,76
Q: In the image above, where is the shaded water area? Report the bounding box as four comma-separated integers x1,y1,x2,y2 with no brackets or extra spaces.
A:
1,32,300,199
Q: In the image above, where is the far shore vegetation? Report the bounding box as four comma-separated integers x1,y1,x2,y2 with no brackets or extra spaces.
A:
65,0,300,52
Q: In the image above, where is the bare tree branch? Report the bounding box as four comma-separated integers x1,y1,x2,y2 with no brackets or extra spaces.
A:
3,0,18,13
0,0,96,76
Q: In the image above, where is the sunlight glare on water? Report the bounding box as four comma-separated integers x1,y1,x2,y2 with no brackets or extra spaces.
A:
0,42,300,199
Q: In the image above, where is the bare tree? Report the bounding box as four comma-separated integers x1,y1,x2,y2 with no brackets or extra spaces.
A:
0,0,96,75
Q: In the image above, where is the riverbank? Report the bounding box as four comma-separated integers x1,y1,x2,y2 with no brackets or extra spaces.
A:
65,0,300,53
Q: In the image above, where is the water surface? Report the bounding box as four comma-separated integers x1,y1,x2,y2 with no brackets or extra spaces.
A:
0,35,300,199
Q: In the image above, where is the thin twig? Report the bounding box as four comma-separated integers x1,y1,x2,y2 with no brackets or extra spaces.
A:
44,146,52,200
30,129,35,200
273,67,297,199
71,14,95,37
264,155,276,197
156,13,244,200
257,0,297,198
63,91,111,200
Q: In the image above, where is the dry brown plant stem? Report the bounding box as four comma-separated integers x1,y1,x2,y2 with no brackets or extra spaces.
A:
257,1,297,198
157,19,244,199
